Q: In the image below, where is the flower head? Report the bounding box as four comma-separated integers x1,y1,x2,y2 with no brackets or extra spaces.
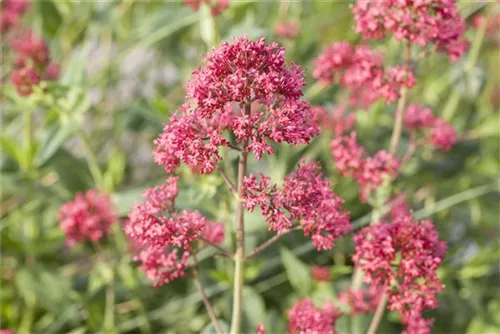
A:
353,214,447,333
58,190,116,247
183,0,228,16
200,220,225,245
11,65,40,96
243,161,351,251
256,324,267,334
155,37,317,173
352,0,469,61
431,118,457,152
404,104,435,130
135,246,190,287
0,0,30,34
287,298,339,334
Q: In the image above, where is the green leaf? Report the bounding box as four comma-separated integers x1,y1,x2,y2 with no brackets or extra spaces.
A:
242,287,267,332
36,122,77,167
280,247,312,296
1,136,22,166
38,0,62,37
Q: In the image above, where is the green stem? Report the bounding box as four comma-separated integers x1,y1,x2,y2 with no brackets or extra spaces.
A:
229,104,250,334
76,129,105,187
104,278,115,332
22,110,34,173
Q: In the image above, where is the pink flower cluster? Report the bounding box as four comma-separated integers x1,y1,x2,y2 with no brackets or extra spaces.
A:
0,0,29,34
125,177,223,286
58,190,117,247
9,31,59,96
275,20,299,39
331,132,399,201
353,214,447,334
242,161,351,251
313,106,355,136
404,104,457,152
338,285,384,316
313,42,416,108
256,324,266,334
183,0,228,16
287,298,340,334
352,0,470,61
155,37,318,173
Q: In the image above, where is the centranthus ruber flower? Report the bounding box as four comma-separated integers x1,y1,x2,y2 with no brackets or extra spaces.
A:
11,65,40,96
311,265,330,282
287,298,340,334
58,190,117,247
331,131,399,201
256,324,266,334
275,20,299,39
313,42,416,108
183,0,228,16
155,37,317,174
352,0,470,61
430,118,457,152
0,0,30,34
353,214,447,334
242,161,351,251
125,177,223,286
404,104,435,130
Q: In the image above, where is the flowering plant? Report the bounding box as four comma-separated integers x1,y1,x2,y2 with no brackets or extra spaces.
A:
1,1,498,334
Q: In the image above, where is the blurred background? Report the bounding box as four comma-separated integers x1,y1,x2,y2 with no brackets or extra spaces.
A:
1,1,499,333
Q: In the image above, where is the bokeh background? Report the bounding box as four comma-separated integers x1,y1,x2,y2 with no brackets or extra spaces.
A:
1,1,499,333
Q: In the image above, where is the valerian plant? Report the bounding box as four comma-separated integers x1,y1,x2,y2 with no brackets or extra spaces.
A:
120,1,468,333
1,1,497,334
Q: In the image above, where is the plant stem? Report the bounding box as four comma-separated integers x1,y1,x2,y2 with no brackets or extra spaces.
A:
76,129,105,186
193,254,224,334
389,44,412,155
246,226,301,260
22,109,33,173
229,103,251,334
367,293,388,334
200,237,233,257
217,166,238,194
104,279,115,332
229,148,247,334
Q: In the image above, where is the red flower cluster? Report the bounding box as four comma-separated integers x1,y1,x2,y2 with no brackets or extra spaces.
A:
58,190,117,247
353,214,447,334
386,193,411,221
155,37,317,173
9,31,59,96
242,161,351,251
404,104,457,152
0,0,29,34
352,0,470,61
183,0,228,16
313,106,356,136
338,285,384,316
331,132,399,201
275,20,299,39
287,298,340,334
125,177,222,286
311,265,330,282
313,42,416,108
200,220,225,245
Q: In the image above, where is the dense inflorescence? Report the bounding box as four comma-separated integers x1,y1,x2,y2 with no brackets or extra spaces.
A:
58,190,117,247
403,104,457,152
242,161,351,251
331,132,399,201
0,0,30,34
125,177,223,286
353,214,447,334
352,0,470,61
155,37,318,174
313,42,416,108
8,31,59,96
287,298,340,334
